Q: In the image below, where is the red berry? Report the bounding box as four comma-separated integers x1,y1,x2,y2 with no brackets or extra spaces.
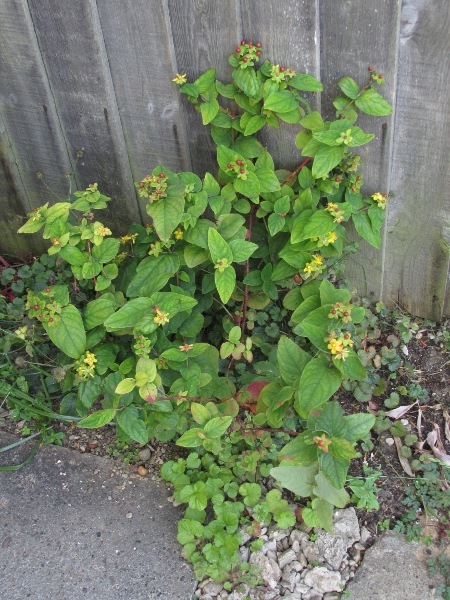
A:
327,333,333,338
227,163,232,168
49,317,54,322
383,194,388,198
378,74,383,79
368,66,373,71
280,67,285,72
240,169,245,174
33,304,39,310
248,42,253,49
242,57,248,63
236,159,242,165
256,51,261,56
318,440,324,446
288,69,293,73
241,40,246,45
331,309,337,315
356,176,362,181
236,46,241,52
39,314,43,318
334,208,339,213
159,172,166,177
343,312,349,317
256,42,261,48
45,287,50,292
344,333,350,340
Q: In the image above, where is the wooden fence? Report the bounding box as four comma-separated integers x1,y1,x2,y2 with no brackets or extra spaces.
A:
1,0,449,319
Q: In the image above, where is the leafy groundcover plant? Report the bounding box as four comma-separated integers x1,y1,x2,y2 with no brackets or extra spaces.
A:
15,41,392,582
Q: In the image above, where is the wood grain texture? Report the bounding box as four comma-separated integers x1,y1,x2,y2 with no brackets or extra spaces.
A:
27,0,140,228
168,0,240,176
96,0,192,185
240,0,320,170
384,0,450,319
0,0,72,213
319,0,401,302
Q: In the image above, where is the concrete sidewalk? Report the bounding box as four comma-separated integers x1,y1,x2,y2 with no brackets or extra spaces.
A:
0,431,196,600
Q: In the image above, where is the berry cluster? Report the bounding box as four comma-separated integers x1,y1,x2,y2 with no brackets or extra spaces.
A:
303,254,324,278
226,158,249,181
269,64,296,84
135,172,168,204
26,288,62,326
312,231,338,247
74,351,98,380
235,40,262,69
371,192,388,209
153,306,170,326
325,202,345,224
328,302,353,324
326,331,354,361
134,334,152,357
368,66,385,84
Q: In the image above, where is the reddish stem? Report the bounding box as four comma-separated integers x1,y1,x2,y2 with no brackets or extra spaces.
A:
281,156,312,188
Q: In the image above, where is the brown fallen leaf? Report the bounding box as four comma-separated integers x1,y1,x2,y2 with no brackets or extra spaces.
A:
385,401,418,420
2,536,11,548
443,408,450,444
394,436,414,476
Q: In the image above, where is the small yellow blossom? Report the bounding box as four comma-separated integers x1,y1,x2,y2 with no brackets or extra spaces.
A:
326,202,339,212
153,308,170,326
51,237,61,246
371,192,387,209
94,225,112,237
172,73,187,85
83,352,97,367
174,228,184,240
179,343,194,352
328,338,344,355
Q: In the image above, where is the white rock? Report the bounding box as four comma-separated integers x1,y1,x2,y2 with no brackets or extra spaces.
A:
138,447,151,461
385,437,395,446
281,564,301,592
282,593,303,600
332,508,360,548
268,525,290,541
360,526,372,545
304,567,342,593
239,546,249,564
261,540,277,555
316,529,348,570
278,548,297,569
228,584,250,600
301,541,321,563
203,581,224,596
295,582,311,594
290,529,309,545
249,551,280,589
303,591,324,600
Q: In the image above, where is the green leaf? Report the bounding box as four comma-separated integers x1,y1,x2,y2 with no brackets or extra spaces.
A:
204,416,232,438
312,145,345,178
44,305,86,359
91,238,120,263
115,378,136,394
116,406,149,444
355,88,392,116
255,168,281,193
353,212,380,249
233,67,260,98
78,408,116,428
59,245,86,266
17,217,45,234
208,227,233,264
231,136,264,158
313,498,334,533
290,73,323,92
299,210,336,242
268,213,285,236
161,343,209,362
338,77,360,99
329,437,359,459
83,294,117,330
244,115,266,136
215,266,236,304
319,453,349,490
184,245,209,268
200,98,220,124
264,90,297,113
313,472,350,508
136,357,157,382
233,171,260,199
319,279,351,305
147,182,186,242
229,239,258,262
191,403,212,426
312,130,342,146
294,358,342,418
176,428,206,447
104,298,153,331
340,351,367,381
343,413,375,444
179,481,208,511
310,401,347,438
270,464,318,497
217,213,245,239
277,336,311,385
291,296,321,324
239,482,262,507
177,519,204,545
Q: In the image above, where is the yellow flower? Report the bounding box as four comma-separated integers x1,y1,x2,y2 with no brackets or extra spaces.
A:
371,192,387,209
153,308,170,326
313,254,323,266
324,231,338,245
371,192,383,202
326,202,339,212
174,228,184,240
83,352,97,368
94,225,111,237
328,338,344,355
119,234,132,244
303,262,315,275
51,237,61,246
179,343,194,352
172,73,187,85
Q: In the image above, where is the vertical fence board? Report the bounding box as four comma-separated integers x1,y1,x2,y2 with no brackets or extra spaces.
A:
385,0,450,320
319,0,401,302
0,0,72,213
96,0,191,185
240,1,320,170
168,0,240,176
28,0,140,227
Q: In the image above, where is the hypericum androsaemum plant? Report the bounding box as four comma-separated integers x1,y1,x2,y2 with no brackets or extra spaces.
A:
14,40,392,582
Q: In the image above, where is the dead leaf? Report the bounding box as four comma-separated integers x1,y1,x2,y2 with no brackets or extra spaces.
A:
417,408,422,438
385,401,418,419
426,426,450,466
443,408,450,444
394,436,414,476
2,537,11,548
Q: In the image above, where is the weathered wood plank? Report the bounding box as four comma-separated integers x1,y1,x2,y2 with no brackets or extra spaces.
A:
96,0,191,183
27,0,141,228
0,0,73,219
240,0,320,170
384,0,450,319
168,0,240,176
319,0,401,302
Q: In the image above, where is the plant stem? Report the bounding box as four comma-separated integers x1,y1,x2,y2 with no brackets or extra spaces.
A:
241,205,256,335
281,157,312,188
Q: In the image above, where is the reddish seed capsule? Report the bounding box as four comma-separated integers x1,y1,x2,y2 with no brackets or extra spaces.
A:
276,72,280,77
227,163,232,169
356,176,362,181
240,169,245,174
256,51,261,57
241,39,246,45
248,42,253,48
318,440,324,446
327,333,333,338
331,309,337,315
368,66,374,71
33,304,39,310
280,67,285,72
256,42,261,48
45,287,50,293
334,208,339,213
159,172,166,177
242,57,248,63
39,314,43,318
236,46,241,52
378,74,383,79
383,194,388,198
49,317,54,322
344,333,350,340
289,69,293,73
343,312,349,317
